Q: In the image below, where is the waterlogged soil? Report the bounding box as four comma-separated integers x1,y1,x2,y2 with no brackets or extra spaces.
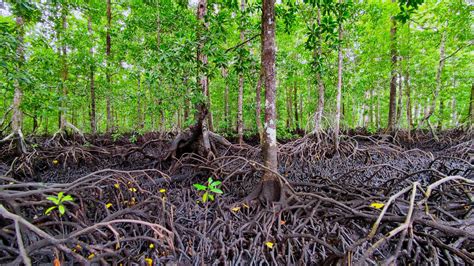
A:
0,130,472,265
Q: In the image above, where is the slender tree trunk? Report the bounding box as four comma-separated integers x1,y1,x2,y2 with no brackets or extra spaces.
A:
369,89,374,128
396,73,403,125
334,1,343,150
137,74,143,128
197,0,212,154
313,7,325,134
387,1,398,133
4,15,27,153
437,98,444,131
59,7,68,131
420,30,446,128
286,85,292,128
184,75,190,122
222,68,230,129
293,81,299,130
258,0,281,202
88,15,97,134
405,71,412,134
450,97,457,127
255,69,264,144
106,0,113,133
237,0,246,144
469,82,474,127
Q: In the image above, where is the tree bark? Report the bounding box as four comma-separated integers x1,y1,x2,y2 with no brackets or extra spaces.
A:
197,0,212,154
255,69,264,144
396,73,403,125
237,0,246,144
387,1,398,133
256,0,281,202
106,0,113,133
221,68,229,129
88,15,96,134
470,82,474,127
334,0,343,150
420,30,446,127
293,81,299,130
60,8,68,131
6,15,27,153
313,7,325,134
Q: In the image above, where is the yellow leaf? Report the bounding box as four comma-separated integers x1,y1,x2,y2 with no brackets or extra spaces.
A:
370,202,385,209
265,241,274,249
129,187,137,192
159,188,166,193
105,203,113,209
231,206,241,212
52,160,59,165
114,183,120,189
149,243,155,249
145,257,153,266
87,253,95,260
243,203,250,209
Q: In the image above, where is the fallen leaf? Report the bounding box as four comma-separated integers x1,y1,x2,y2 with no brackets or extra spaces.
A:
243,203,250,209
265,241,274,249
129,187,137,192
114,183,120,189
231,206,241,212
105,203,113,209
159,188,166,193
370,202,385,209
52,160,59,165
53,257,61,266
87,253,95,260
280,220,286,225
149,243,155,249
145,257,153,266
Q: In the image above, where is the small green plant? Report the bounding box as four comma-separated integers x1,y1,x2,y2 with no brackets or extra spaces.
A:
45,192,74,216
193,177,223,203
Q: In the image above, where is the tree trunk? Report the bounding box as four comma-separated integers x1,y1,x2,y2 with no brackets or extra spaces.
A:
88,15,97,134
106,0,113,133
334,1,343,150
387,2,398,133
236,0,246,144
222,68,230,129
256,0,281,203
313,7,325,134
255,69,264,144
293,81,299,130
396,73,403,125
4,15,27,153
470,82,474,127
184,75,190,122
420,30,446,128
59,8,68,131
197,0,212,154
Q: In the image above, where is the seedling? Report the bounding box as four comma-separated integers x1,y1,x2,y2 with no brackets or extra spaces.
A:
193,177,223,203
45,192,74,216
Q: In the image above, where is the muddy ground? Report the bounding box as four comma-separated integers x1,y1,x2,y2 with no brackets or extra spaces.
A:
0,129,473,265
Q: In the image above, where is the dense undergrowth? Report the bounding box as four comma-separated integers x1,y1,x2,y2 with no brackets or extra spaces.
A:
0,129,473,265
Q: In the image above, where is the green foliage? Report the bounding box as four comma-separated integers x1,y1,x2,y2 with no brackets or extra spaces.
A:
45,192,74,216
193,177,224,203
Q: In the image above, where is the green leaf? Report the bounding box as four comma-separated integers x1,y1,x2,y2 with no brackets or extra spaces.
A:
209,194,215,201
202,192,208,203
211,181,222,187
193,184,207,191
47,196,59,205
45,206,56,215
207,177,213,184
62,195,74,202
211,188,223,194
57,192,64,200
58,205,65,215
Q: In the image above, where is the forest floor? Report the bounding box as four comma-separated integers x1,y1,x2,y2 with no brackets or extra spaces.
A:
0,129,473,265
